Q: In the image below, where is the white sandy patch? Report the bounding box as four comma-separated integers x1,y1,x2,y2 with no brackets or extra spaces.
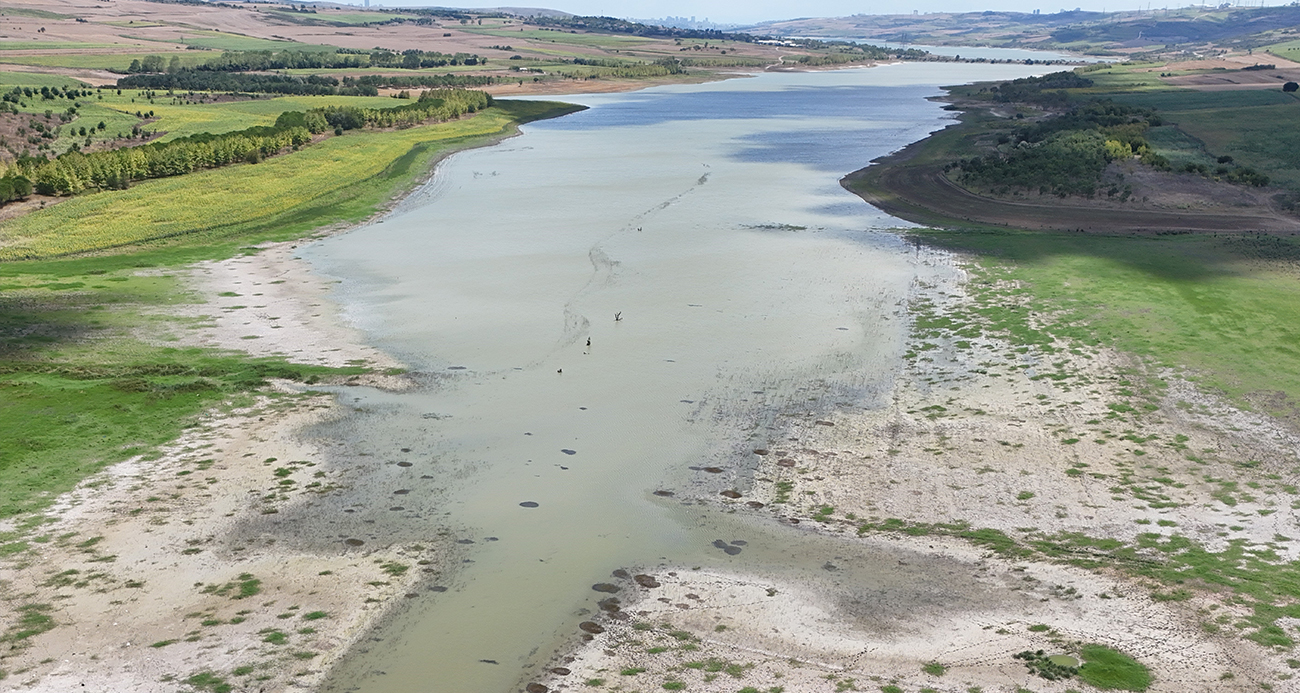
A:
161,242,404,375
0,396,450,692
535,543,1261,693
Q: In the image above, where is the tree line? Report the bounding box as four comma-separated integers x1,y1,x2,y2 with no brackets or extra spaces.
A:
117,72,380,96
118,70,500,95
950,89,1270,197
4,89,492,201
950,98,1164,197
125,49,488,74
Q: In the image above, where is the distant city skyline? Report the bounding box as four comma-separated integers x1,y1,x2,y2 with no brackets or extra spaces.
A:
393,0,1240,25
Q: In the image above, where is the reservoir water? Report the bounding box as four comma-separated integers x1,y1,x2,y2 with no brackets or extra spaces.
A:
298,62,1050,692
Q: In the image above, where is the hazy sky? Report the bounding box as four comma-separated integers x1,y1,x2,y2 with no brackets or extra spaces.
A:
434,0,1131,25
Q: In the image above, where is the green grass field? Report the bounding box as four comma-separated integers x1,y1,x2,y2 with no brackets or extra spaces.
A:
1165,102,1300,189
96,92,402,140
0,71,86,88
0,7,69,19
916,229,1300,410
0,51,206,71
1108,88,1295,111
1262,37,1300,59
0,42,121,51
0,101,580,259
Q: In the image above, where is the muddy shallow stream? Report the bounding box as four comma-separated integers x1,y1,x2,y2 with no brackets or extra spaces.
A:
295,62,1050,692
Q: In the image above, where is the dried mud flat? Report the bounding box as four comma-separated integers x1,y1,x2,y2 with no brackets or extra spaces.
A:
537,248,1300,692
0,240,445,692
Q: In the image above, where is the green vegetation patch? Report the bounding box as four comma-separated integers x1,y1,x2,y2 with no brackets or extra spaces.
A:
1078,644,1152,691
202,573,262,600
2,604,55,644
0,101,581,259
914,229,1300,410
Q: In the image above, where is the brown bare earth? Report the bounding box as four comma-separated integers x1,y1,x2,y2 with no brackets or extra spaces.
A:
843,135,1300,233
0,0,794,87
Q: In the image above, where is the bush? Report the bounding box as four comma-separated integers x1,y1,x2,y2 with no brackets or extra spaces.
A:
1284,82,1298,93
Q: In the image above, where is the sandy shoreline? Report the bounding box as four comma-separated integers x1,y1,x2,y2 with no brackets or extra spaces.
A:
0,99,544,690
525,247,1299,692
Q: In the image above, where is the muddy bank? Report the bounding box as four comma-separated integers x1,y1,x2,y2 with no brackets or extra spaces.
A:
535,245,1296,692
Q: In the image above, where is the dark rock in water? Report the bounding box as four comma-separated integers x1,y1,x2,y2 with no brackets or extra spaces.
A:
526,684,549,693
344,538,364,547
404,593,419,599
580,633,593,642
400,448,411,452
753,449,769,455
420,474,435,479
448,366,467,370
389,506,404,511
519,501,540,508
550,667,571,676
598,597,621,613
592,583,620,593
720,490,742,499
609,610,630,620
687,466,702,471
485,537,499,542
393,489,410,495
746,501,765,509
396,461,412,467
702,467,724,474
777,458,796,467
731,540,748,546
612,569,630,579
561,449,577,455
578,621,604,634
652,490,675,497
457,539,475,545
479,659,498,665
430,586,448,592
822,562,838,571
712,540,742,556
815,420,835,426
633,574,660,588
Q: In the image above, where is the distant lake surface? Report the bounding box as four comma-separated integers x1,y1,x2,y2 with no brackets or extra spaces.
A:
303,61,1050,693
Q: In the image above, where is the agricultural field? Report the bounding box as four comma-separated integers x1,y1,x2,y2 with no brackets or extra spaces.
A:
95,91,403,141
462,25,661,49
0,51,207,72
0,71,84,88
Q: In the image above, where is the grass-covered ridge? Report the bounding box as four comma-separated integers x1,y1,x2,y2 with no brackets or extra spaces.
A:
0,100,582,260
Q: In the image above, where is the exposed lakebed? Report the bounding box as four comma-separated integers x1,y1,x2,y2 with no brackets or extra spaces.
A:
293,62,1053,692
